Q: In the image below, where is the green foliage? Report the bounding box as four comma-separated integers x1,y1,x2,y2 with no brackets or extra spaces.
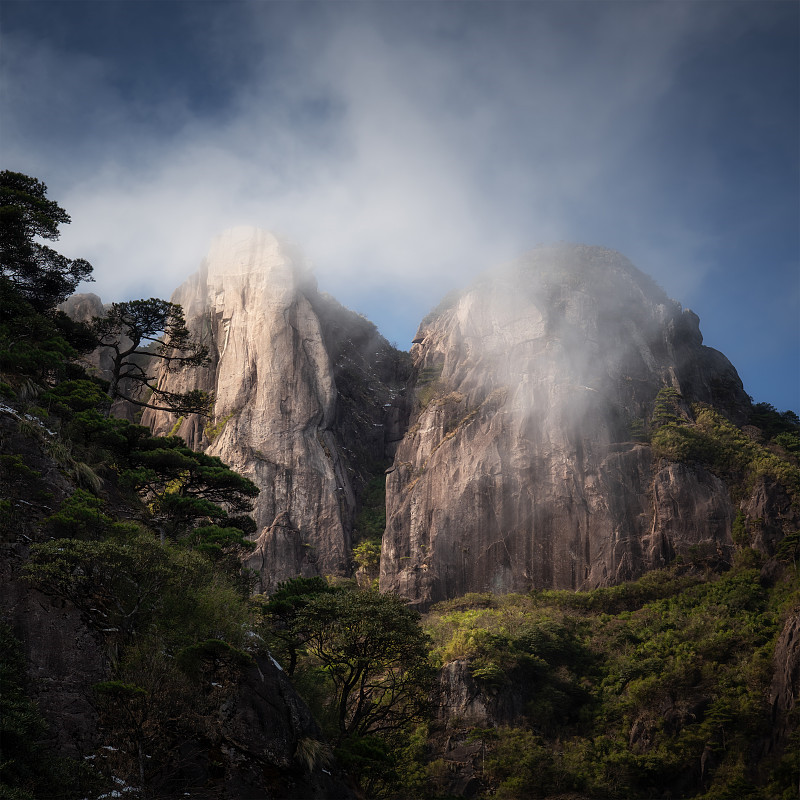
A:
335,734,399,799
353,471,387,543
203,411,233,442
627,416,648,442
353,539,381,590
0,454,51,540
482,727,575,799
0,454,42,485
259,576,340,675
428,595,593,733
424,565,798,800
731,510,748,547
536,568,703,614
652,403,800,504
0,279,78,379
91,297,210,414
354,539,381,570
42,489,135,540
749,402,800,441
297,589,436,744
24,532,188,642
260,583,436,797
93,680,147,699
774,431,800,456
120,436,259,542
175,638,254,680
0,170,93,313
189,523,255,564
40,378,109,417
352,469,387,588
776,531,800,569
651,386,686,427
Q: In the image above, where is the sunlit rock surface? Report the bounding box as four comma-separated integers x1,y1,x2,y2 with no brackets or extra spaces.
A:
380,245,750,607
144,228,408,591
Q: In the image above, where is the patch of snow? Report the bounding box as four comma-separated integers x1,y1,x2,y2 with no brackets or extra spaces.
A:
22,412,56,436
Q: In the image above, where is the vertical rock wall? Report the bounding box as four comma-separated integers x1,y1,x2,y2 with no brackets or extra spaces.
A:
144,228,408,592
380,245,751,607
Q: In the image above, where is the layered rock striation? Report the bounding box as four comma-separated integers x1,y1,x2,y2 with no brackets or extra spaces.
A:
380,244,752,607
143,228,409,591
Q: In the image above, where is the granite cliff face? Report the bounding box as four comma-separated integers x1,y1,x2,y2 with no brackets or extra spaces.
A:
77,237,789,610
143,228,408,591
380,245,753,607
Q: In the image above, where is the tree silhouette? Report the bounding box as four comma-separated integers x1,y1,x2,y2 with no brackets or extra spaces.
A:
0,170,93,312
92,298,211,415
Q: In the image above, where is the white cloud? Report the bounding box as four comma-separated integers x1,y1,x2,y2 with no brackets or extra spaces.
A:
4,1,794,364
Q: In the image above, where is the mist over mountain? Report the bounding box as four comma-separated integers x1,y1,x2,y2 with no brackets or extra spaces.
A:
6,216,800,798
100,230,796,605
141,227,410,593
382,244,757,606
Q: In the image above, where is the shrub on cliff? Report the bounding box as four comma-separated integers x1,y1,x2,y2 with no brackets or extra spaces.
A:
422,562,798,800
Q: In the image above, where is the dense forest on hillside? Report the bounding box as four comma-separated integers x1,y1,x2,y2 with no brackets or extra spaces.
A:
1,172,799,799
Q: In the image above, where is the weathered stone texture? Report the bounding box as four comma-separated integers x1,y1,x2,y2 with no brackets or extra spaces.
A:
380,245,751,606
143,228,408,591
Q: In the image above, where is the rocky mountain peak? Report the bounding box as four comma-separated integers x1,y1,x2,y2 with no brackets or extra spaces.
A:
380,244,753,606
202,226,314,299
144,227,409,591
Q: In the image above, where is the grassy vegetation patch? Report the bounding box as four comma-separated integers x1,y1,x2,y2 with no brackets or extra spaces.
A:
653,403,800,503
422,564,799,799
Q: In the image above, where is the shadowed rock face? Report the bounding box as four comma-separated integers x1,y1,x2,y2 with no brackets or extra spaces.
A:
143,228,408,592
380,245,750,607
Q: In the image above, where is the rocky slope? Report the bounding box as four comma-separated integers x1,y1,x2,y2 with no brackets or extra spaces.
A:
0,403,356,799
142,227,409,591
380,244,757,607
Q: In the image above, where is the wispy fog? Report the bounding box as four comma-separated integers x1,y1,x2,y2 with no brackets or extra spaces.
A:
2,1,797,407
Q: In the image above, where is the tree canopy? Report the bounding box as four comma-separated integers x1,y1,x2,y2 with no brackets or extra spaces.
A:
92,298,211,415
261,576,339,675
121,434,260,550
296,588,435,743
0,170,93,312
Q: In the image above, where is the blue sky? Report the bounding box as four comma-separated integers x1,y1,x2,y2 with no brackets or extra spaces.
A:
2,1,798,412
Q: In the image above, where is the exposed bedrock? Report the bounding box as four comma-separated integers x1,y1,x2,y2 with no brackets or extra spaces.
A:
143,227,409,592
380,244,751,607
